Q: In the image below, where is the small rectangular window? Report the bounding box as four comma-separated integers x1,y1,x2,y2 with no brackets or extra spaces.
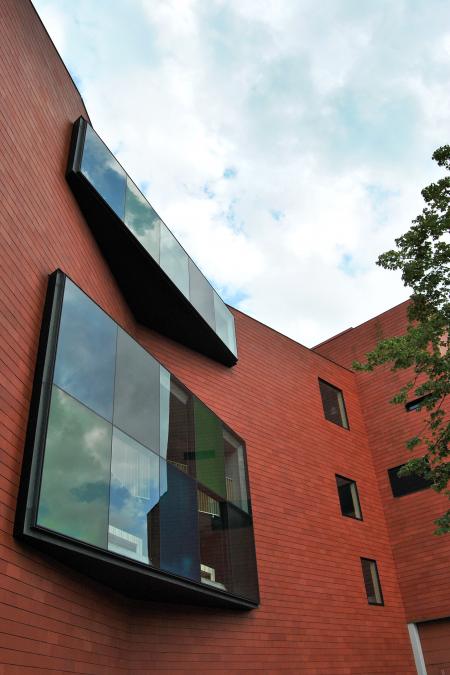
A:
361,558,383,605
318,379,349,429
405,394,430,412
388,464,432,498
336,475,362,520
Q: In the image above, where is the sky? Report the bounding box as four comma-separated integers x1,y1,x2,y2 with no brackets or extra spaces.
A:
33,0,450,347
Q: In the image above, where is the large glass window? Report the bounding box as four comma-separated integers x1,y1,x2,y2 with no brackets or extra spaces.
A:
28,273,257,605
72,119,239,365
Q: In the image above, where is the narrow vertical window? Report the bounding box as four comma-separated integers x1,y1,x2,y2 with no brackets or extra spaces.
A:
335,475,362,520
318,379,349,429
361,558,384,605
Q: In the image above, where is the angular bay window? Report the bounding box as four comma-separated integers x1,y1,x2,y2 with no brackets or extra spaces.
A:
15,271,258,609
318,379,349,429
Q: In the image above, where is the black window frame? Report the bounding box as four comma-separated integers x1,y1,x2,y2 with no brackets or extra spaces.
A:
360,558,384,606
318,379,349,430
335,474,363,520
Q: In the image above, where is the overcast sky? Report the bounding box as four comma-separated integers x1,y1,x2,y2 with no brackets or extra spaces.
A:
34,0,450,346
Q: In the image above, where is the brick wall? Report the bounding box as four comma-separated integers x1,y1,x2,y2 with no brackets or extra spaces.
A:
315,303,450,623
0,1,417,672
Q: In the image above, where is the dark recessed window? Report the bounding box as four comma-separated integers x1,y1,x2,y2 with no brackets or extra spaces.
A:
405,394,431,412
361,558,383,605
388,463,432,498
318,379,349,429
335,475,362,520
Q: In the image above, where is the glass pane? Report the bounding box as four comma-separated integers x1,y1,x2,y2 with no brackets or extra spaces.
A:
124,178,160,262
198,488,231,592
108,428,160,565
160,372,195,477
213,292,237,355
159,223,189,298
318,380,349,429
225,503,259,603
159,459,200,581
189,259,215,328
53,279,117,421
37,386,111,549
81,124,126,219
194,399,226,499
361,559,383,604
223,429,249,513
114,329,160,451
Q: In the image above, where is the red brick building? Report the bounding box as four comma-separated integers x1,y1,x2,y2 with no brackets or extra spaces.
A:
0,2,448,673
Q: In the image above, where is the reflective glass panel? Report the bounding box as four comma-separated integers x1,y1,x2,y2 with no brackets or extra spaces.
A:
189,259,215,328
159,460,200,581
225,503,259,602
114,329,160,451
124,178,160,263
53,279,117,421
194,399,226,499
198,487,232,592
37,386,111,548
223,429,249,513
213,292,237,355
160,371,195,477
81,125,126,219
108,428,160,565
160,223,190,298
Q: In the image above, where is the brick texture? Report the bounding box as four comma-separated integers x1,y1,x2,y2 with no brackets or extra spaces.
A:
315,303,450,624
0,1,422,672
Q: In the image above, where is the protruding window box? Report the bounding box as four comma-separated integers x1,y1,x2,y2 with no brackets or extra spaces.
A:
15,271,258,609
66,117,237,366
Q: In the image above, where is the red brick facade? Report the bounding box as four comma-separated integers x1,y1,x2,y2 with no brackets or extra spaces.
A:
0,1,447,672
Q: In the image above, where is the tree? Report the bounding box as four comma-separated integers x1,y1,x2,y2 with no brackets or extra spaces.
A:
354,145,450,533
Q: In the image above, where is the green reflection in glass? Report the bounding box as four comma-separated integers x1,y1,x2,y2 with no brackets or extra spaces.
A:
194,399,226,499
213,291,237,355
108,428,160,565
124,178,160,262
37,386,112,549
160,223,189,298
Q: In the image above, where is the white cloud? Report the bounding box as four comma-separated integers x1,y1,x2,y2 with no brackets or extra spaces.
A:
33,0,450,346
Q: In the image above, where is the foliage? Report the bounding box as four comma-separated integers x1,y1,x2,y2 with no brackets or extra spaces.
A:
354,145,450,533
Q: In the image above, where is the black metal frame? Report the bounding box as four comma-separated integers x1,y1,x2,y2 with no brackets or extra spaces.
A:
66,117,237,367
14,270,258,610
